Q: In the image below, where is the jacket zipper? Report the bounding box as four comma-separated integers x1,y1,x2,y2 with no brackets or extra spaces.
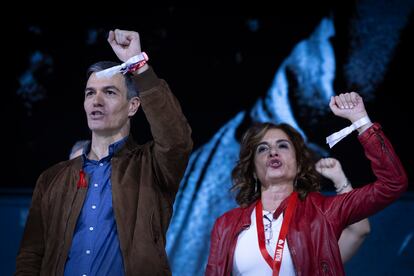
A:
376,133,403,175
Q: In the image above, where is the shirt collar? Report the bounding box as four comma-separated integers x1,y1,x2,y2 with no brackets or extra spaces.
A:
83,136,128,161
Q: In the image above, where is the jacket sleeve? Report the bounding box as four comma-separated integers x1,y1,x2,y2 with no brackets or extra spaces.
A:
132,67,193,198
205,218,222,276
15,174,46,275
324,123,408,233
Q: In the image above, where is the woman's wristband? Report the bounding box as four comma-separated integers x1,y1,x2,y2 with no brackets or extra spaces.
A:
336,179,352,194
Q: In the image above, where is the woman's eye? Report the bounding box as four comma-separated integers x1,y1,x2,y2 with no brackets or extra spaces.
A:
279,143,288,149
257,146,269,153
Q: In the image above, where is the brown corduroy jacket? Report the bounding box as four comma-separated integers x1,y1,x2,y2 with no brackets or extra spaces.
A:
15,68,193,276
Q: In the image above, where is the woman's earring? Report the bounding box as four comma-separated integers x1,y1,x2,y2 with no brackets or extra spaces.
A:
254,174,258,193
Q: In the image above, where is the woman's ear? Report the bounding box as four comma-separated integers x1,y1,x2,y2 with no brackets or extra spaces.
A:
297,167,302,178
128,97,141,117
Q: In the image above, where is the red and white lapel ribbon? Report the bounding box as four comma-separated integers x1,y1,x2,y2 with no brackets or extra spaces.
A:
326,116,371,148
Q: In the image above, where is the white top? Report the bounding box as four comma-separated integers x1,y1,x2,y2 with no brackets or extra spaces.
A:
232,207,296,276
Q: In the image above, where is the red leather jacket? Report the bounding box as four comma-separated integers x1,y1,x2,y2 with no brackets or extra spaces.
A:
206,123,407,276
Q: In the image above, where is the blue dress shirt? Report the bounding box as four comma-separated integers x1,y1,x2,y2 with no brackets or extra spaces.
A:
64,138,127,276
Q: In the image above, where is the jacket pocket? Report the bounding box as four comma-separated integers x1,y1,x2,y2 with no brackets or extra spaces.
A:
150,210,169,266
150,210,161,244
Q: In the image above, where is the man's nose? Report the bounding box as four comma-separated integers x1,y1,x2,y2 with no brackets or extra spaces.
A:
92,91,104,105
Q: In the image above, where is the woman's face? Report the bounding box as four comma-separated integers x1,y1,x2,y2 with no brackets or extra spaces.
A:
253,128,298,186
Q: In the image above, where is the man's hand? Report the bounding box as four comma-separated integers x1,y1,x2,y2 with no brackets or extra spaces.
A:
108,29,142,62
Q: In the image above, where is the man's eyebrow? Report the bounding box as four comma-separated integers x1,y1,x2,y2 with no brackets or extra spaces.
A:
85,85,121,92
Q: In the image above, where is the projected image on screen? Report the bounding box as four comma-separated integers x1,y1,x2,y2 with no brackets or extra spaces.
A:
165,1,414,275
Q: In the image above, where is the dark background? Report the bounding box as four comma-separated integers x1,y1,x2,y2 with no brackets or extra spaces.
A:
4,2,413,189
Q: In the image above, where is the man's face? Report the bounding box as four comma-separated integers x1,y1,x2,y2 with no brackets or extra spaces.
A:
84,73,139,136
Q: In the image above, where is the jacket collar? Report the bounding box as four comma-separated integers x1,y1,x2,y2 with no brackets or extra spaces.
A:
240,194,292,225
115,135,138,157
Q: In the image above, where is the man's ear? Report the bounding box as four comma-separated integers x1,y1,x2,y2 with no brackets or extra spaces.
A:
128,97,141,117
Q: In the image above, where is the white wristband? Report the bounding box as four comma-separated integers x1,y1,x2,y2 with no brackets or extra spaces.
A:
95,52,149,79
326,116,371,148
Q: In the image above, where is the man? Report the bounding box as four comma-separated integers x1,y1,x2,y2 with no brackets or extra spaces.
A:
68,140,89,160
15,29,193,275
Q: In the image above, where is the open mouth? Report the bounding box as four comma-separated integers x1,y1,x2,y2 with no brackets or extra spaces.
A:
90,110,104,119
267,158,282,168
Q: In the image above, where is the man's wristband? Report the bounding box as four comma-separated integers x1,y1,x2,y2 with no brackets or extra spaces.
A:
124,52,149,74
95,52,149,78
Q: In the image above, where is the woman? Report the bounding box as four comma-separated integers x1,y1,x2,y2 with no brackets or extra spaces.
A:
205,92,407,275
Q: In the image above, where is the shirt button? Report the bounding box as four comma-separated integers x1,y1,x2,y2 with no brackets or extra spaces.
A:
82,274,87,276
92,205,97,209
94,183,98,187
99,163,103,166
89,227,94,231
86,250,91,254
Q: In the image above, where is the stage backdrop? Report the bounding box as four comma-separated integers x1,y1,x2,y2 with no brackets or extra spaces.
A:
4,1,414,275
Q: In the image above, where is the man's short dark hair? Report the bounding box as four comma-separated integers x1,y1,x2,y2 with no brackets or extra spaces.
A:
87,61,138,99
